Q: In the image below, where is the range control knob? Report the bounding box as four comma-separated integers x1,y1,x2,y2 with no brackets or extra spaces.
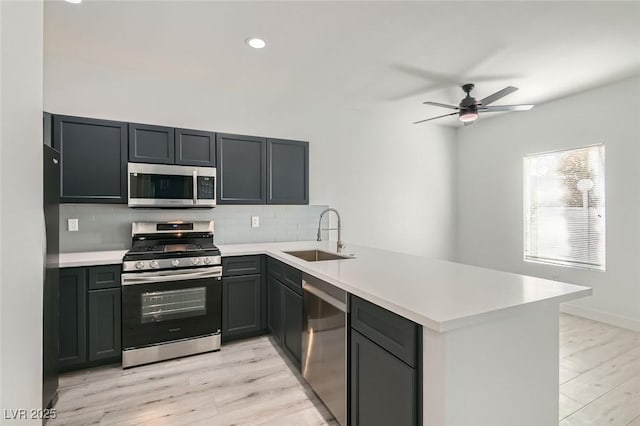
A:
203,257,212,265
171,259,180,267
135,261,145,270
149,260,159,269
191,258,200,265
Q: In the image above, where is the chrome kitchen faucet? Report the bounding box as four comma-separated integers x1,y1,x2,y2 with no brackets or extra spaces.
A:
316,208,345,253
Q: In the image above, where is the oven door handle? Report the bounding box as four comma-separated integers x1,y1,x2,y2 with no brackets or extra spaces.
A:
122,267,222,286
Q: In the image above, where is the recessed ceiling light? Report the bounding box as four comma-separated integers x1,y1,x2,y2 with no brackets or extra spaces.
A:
65,0,82,3
246,38,266,49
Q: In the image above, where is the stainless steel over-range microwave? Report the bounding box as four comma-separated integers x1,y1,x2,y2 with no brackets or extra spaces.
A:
128,163,216,208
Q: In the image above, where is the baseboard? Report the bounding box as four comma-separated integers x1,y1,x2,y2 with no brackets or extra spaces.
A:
560,303,640,332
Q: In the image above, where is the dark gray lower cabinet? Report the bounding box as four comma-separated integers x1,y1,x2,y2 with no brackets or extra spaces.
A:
222,274,262,341
282,285,302,366
351,330,419,426
267,258,303,369
59,266,121,371
88,288,121,361
267,276,283,344
59,268,87,370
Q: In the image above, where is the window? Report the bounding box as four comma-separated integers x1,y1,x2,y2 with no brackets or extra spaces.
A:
524,144,605,270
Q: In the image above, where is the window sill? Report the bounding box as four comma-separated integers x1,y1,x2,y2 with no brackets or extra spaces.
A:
523,257,605,272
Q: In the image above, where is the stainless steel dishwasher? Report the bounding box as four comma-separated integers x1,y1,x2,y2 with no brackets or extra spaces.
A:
302,275,348,426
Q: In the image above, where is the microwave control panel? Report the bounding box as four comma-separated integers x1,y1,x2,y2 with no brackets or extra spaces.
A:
197,176,215,200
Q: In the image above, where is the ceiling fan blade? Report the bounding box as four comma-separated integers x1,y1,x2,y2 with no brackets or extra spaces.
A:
392,64,461,85
385,82,450,101
423,101,459,110
481,104,534,112
413,112,458,125
479,86,518,106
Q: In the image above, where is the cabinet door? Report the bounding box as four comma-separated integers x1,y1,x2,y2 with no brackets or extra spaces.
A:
222,275,262,341
267,276,282,343
175,128,216,167
52,115,127,203
88,288,121,362
216,133,266,204
351,330,418,426
282,285,302,367
59,268,87,370
129,123,175,164
266,138,309,205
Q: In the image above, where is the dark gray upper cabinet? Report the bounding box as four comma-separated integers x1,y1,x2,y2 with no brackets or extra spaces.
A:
216,133,267,204
175,128,216,167
52,115,128,204
43,112,53,147
129,123,175,164
52,113,310,205
266,138,309,205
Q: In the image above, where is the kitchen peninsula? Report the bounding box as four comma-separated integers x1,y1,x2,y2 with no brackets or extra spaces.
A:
60,240,591,426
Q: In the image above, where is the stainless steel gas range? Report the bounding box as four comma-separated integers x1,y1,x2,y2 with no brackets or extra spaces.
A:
121,221,222,368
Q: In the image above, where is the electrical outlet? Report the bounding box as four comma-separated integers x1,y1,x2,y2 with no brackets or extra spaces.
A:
68,218,79,232
251,216,260,228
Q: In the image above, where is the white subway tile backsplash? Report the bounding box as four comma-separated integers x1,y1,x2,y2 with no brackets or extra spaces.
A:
59,204,329,252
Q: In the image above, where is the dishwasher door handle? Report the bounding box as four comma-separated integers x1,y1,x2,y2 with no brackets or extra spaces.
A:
302,281,347,312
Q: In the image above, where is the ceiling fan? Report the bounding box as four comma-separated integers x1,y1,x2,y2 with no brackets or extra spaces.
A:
413,84,534,125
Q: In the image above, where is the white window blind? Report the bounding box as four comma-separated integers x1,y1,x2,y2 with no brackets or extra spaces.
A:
524,144,605,271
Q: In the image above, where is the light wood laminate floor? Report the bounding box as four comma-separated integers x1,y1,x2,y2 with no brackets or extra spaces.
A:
51,314,640,425
49,336,336,426
559,314,640,425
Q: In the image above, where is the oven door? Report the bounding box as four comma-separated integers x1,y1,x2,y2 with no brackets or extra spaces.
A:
121,267,222,350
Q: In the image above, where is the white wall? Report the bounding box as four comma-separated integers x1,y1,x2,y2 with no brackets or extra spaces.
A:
44,60,457,260
0,0,44,421
456,76,640,331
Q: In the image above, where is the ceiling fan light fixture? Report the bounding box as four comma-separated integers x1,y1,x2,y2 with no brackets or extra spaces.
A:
459,111,478,123
415,83,533,125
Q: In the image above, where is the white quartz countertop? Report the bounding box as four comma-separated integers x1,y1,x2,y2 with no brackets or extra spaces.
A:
59,241,592,332
218,241,592,332
59,250,128,268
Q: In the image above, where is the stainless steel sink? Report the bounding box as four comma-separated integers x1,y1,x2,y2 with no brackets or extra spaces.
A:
285,249,353,262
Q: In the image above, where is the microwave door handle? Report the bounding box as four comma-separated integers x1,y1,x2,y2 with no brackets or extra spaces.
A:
193,171,198,205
